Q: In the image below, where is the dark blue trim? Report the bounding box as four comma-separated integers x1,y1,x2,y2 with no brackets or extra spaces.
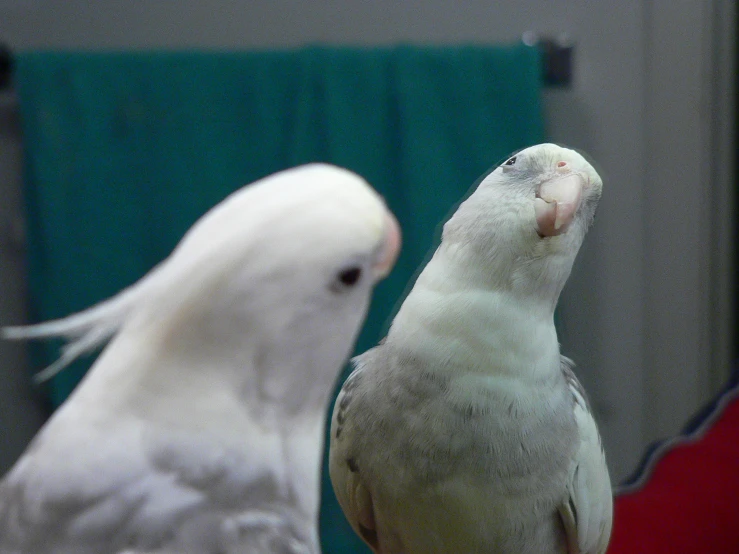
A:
619,364,739,491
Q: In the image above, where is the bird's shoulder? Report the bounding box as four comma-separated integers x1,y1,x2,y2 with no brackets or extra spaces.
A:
331,343,389,441
0,413,158,552
0,409,283,553
560,355,593,412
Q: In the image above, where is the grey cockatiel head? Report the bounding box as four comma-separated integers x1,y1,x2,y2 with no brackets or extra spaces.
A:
437,143,602,306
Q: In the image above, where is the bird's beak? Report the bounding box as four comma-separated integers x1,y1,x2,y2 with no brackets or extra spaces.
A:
373,212,402,279
534,173,586,237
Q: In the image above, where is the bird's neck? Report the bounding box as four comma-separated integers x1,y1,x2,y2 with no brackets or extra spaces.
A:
66,313,330,524
386,243,563,381
78,311,334,432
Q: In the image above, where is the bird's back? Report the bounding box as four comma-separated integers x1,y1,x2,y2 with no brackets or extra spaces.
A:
0,403,317,554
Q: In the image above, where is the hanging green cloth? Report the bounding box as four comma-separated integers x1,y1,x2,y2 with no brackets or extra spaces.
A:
13,44,544,552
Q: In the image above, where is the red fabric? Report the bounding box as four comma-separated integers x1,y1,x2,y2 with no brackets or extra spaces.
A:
608,395,739,553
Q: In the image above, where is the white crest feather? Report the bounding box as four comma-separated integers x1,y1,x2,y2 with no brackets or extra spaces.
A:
3,281,146,382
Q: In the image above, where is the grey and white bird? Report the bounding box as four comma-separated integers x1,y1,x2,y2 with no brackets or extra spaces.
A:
329,143,612,554
0,163,401,554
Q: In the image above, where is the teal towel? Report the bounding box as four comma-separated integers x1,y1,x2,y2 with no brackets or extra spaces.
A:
14,45,544,553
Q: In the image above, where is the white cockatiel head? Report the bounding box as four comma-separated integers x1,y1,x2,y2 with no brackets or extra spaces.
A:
439,143,602,307
129,162,402,421
6,163,400,423
0,164,400,554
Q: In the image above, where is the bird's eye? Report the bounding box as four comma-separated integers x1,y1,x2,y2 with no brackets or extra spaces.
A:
336,266,362,287
503,156,517,166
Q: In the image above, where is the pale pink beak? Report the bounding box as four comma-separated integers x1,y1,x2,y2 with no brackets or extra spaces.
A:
534,173,586,237
373,212,402,279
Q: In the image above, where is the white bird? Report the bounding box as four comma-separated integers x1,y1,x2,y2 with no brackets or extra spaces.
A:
329,143,612,554
0,163,401,554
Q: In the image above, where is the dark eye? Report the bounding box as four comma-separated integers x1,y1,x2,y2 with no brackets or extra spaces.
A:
335,266,362,288
503,156,517,166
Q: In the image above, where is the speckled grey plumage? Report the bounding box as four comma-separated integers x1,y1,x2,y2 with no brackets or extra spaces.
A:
330,144,612,554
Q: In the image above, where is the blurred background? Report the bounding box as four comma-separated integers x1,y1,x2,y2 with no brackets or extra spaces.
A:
0,1,735,552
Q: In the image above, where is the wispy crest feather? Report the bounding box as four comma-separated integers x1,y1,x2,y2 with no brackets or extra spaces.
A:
2,282,143,383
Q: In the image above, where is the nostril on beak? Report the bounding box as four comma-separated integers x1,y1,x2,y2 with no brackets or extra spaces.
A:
557,161,567,168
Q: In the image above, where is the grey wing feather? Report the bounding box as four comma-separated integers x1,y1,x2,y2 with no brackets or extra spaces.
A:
220,510,318,554
560,357,613,554
117,510,316,554
332,361,365,441
329,355,381,552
